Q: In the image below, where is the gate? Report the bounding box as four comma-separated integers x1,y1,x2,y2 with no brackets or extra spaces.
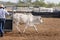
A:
4,6,14,32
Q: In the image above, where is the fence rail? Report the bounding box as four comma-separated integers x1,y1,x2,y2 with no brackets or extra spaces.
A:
8,11,60,18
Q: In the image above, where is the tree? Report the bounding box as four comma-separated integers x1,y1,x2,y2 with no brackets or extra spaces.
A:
17,0,56,7
18,0,24,3
5,2,15,5
47,3,56,7
32,0,47,7
57,2,60,6
39,0,44,2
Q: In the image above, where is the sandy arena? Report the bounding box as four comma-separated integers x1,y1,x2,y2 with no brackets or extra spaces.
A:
0,18,60,40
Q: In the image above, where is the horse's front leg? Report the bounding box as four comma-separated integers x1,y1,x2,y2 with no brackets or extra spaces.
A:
15,22,21,33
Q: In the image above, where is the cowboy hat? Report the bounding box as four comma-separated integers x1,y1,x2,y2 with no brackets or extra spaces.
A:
0,4,5,8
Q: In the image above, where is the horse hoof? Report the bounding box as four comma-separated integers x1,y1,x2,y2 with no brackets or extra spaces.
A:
18,32,21,34
36,31,39,33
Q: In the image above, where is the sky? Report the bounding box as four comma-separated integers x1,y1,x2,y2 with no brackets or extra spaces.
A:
45,0,60,4
0,0,60,4
0,0,19,3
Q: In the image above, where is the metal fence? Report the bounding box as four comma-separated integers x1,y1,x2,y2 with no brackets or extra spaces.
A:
5,6,60,18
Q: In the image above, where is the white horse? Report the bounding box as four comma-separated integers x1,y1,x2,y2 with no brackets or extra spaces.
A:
13,13,43,33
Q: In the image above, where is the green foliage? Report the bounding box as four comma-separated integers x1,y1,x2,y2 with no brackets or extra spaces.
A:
32,0,47,7
17,0,32,7
4,0,60,7
5,2,15,5
57,2,60,6
47,3,56,7
18,0,54,7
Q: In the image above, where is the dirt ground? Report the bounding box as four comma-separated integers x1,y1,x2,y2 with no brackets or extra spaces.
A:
0,18,60,40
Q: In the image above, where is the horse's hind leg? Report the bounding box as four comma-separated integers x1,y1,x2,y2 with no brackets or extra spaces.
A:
23,25,28,33
33,25,38,33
